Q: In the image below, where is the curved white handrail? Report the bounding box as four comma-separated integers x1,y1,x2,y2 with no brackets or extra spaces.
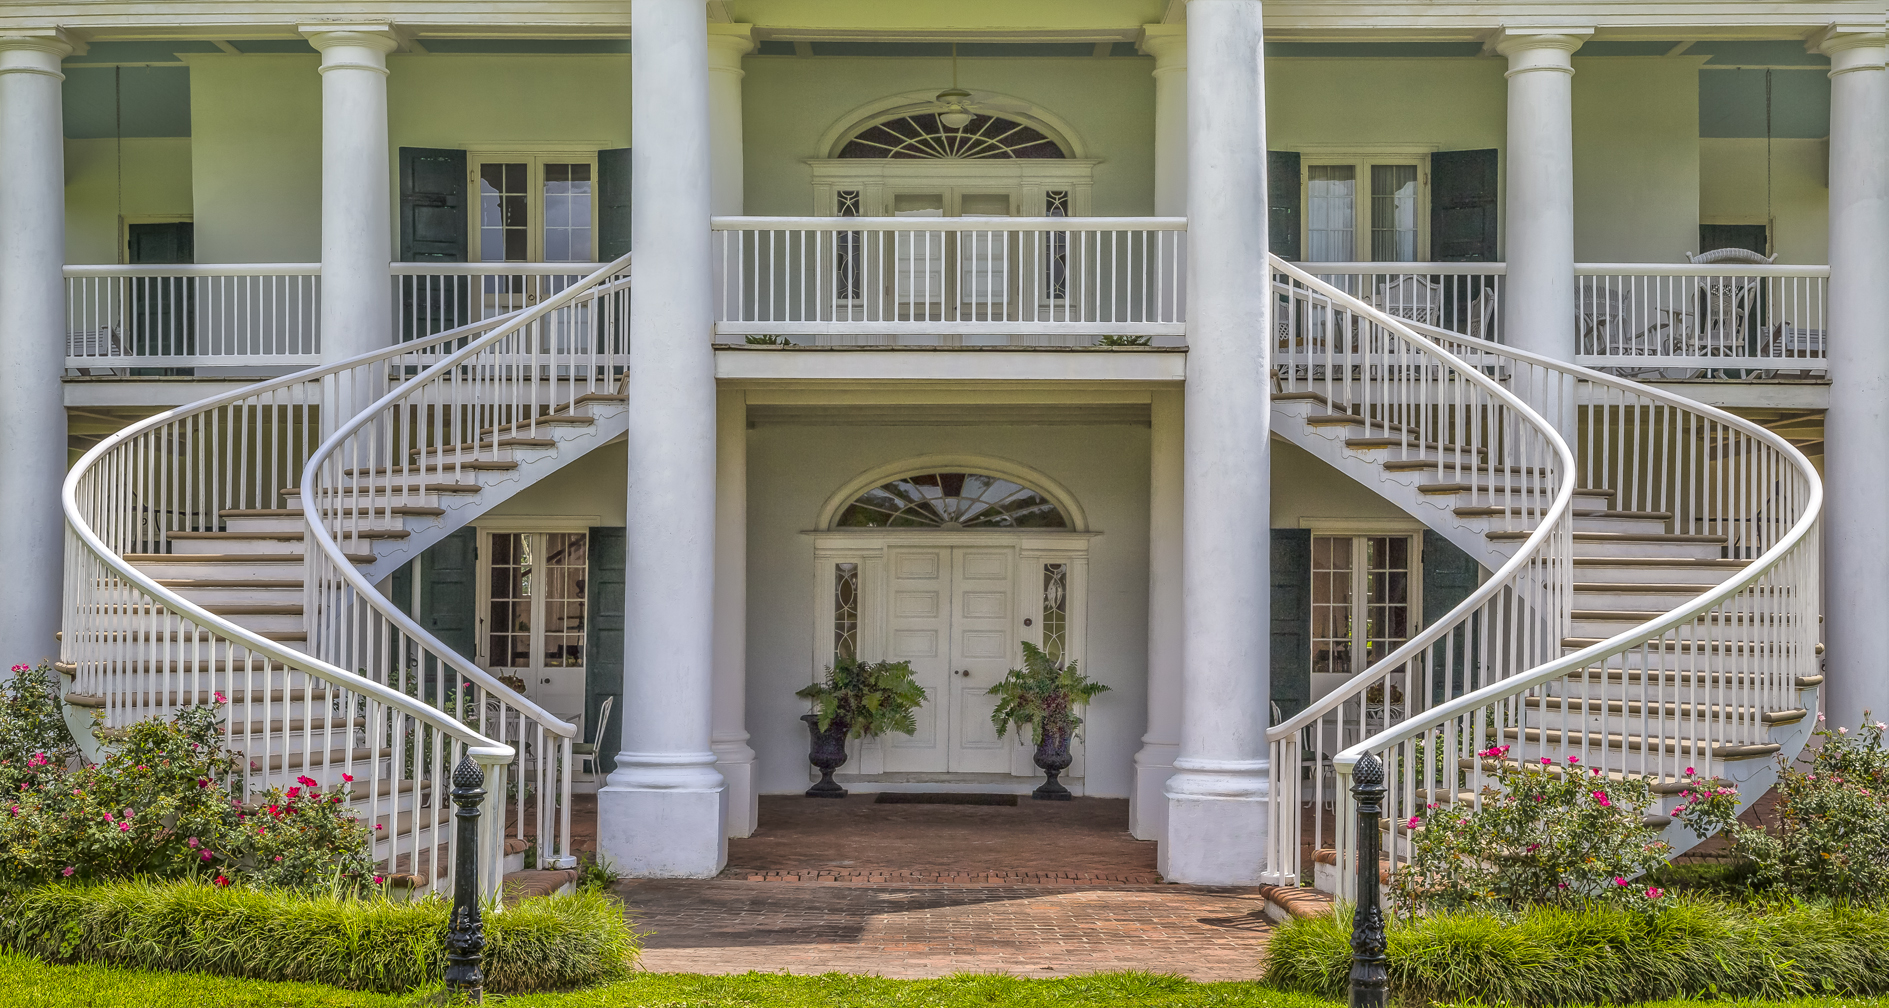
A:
1263,259,1578,882
1322,321,1822,899
300,252,633,869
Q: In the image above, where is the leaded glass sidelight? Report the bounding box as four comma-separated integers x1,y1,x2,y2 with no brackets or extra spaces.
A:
1042,563,1069,665
834,562,860,662
835,471,1068,529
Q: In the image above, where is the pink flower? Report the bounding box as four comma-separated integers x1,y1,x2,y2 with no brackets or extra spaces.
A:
197,778,210,788
1672,804,1688,814
61,866,74,877
374,824,384,830
1685,767,1697,776
1876,723,1886,731
26,753,47,768
1614,877,1628,886
117,822,130,832
1541,757,1553,765
1839,727,1850,735
273,856,282,862
1406,816,1421,829
213,691,228,704
285,788,301,799
1646,886,1664,899
296,776,319,789
10,664,26,672
1568,756,1580,765
201,851,213,861
341,774,354,783
373,875,385,885
187,837,199,848
102,812,114,822
1818,713,1826,722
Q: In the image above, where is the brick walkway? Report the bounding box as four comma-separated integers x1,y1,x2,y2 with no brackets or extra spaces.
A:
604,795,1274,980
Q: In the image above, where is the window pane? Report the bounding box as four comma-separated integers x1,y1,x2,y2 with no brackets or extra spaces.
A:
479,164,530,263
834,562,859,661
543,163,592,263
1362,536,1413,668
541,532,587,667
1310,535,1354,677
1306,165,1356,263
486,533,533,668
1042,563,1069,666
1370,164,1419,262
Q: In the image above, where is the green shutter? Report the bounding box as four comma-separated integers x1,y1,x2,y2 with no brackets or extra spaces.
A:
1268,150,1301,261
418,527,479,659
1430,149,1499,262
398,147,470,341
597,148,633,262
585,527,626,774
125,221,196,375
1421,530,1483,701
1271,528,1313,719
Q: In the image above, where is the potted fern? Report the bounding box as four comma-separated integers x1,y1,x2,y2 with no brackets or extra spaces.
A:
988,642,1111,801
794,658,928,798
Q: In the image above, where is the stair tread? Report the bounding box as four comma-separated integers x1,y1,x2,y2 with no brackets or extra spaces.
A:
284,483,481,495
221,507,445,518
64,687,331,708
168,530,410,541
1500,726,1782,758
341,461,519,476
1455,507,1672,520
1570,557,1751,567
1421,483,1616,497
1525,696,1810,724
154,579,304,589
127,552,375,564
1489,530,1728,543
1345,436,1489,456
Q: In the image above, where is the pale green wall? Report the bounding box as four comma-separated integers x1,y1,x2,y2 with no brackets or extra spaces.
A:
1267,58,1508,152
1571,58,1701,263
386,54,631,152
64,138,194,264
741,55,1157,216
1699,138,1828,264
185,54,321,263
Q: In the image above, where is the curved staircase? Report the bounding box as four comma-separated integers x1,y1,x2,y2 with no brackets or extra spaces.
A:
61,256,632,897
1264,260,1821,892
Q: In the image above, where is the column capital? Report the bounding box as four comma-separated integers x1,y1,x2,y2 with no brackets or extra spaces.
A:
0,28,79,76
706,23,754,73
1138,23,1187,70
299,23,400,64
1810,25,1888,75
1489,27,1593,74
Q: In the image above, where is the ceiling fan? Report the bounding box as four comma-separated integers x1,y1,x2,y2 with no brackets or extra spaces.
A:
932,42,1036,128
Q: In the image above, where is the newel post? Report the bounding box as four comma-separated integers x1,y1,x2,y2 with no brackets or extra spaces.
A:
1348,752,1389,1008
444,754,488,1001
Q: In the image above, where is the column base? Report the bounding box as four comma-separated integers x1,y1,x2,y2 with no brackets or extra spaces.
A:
712,736,759,839
1159,760,1269,885
1130,741,1178,841
599,754,728,878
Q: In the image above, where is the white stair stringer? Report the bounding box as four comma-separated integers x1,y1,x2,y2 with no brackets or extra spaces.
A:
1262,260,1823,894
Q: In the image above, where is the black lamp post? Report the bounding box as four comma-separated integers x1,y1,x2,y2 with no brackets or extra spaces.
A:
1348,753,1390,1008
443,754,487,1002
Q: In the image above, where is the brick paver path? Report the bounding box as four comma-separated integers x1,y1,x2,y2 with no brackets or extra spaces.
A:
603,795,1274,979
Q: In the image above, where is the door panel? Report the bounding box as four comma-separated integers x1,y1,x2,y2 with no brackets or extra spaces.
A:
885,547,950,768
949,548,1015,772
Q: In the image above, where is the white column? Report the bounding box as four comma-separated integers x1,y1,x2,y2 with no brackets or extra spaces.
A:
712,388,757,837
705,26,751,216
600,0,727,879
1140,25,1188,217
1162,0,1271,886
1813,25,1889,725
301,25,397,364
0,29,75,669
1494,28,1589,361
1133,390,1183,841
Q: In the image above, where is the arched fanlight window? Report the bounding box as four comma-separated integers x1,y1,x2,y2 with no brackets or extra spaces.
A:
838,113,1067,160
836,471,1068,529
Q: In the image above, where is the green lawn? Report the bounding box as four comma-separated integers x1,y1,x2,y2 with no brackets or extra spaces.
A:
2,953,1884,1008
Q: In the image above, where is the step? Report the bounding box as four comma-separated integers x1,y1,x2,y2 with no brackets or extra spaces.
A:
1499,726,1781,760
1569,557,1749,584
1561,635,1807,656
1344,437,1489,459
225,715,368,735
156,581,304,606
1382,459,1557,477
477,414,596,438
1488,530,1729,560
1421,483,1617,508
237,745,394,774
64,687,333,709
284,483,481,498
1523,696,1809,725
165,530,409,555
1571,582,1724,610
128,554,373,579
222,508,438,533
340,460,519,478
69,628,307,644
409,437,556,459
1568,609,1797,637
1453,507,1673,534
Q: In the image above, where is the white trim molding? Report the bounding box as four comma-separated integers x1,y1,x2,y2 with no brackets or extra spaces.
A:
815,453,1094,533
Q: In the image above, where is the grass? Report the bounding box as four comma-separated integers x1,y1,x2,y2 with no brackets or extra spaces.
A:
0,953,1331,1007
1266,897,1889,1006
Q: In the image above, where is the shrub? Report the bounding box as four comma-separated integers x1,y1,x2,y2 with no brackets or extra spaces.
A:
795,657,929,739
0,878,636,994
0,663,78,771
1264,897,1889,1005
1391,748,1725,913
0,699,372,891
988,641,1110,747
1728,714,1889,901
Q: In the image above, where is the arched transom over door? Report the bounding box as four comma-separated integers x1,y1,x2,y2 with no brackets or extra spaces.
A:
812,467,1095,784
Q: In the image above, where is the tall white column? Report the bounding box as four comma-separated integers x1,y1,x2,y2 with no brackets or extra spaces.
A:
712,388,757,837
1133,390,1183,841
301,26,397,364
600,0,727,878
1132,23,1187,843
1813,25,1889,725
705,26,751,216
1495,29,1589,361
0,29,75,669
1162,0,1271,886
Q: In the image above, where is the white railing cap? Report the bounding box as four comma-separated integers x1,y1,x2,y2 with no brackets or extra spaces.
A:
64,264,323,277
711,215,1187,231
1575,263,1829,277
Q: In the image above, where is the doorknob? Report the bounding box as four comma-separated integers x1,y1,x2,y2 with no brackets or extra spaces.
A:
954,669,972,677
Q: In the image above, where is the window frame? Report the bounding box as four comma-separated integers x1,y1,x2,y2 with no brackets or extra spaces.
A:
1299,153,1431,263
475,528,592,672
1306,530,1423,682
467,153,602,264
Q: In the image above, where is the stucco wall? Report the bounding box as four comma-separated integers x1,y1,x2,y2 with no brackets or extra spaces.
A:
1571,58,1702,263
64,138,194,264
386,54,632,154
1698,137,1828,264
184,55,321,263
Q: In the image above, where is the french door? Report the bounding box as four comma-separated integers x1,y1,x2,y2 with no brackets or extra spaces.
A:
882,545,1017,773
480,531,589,719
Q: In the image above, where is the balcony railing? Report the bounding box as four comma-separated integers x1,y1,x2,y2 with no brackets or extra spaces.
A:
64,265,321,371
710,216,1186,344
1573,263,1828,378
60,247,1833,375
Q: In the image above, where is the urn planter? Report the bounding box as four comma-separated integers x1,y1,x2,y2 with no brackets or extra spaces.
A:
801,713,850,798
1031,727,1075,801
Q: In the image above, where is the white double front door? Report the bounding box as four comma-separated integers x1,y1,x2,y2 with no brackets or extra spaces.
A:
882,545,1016,774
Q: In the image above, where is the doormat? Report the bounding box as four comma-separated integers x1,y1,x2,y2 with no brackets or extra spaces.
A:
873,792,1019,806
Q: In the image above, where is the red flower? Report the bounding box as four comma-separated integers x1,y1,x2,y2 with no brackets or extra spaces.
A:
341,774,354,783
296,776,319,789
214,875,230,886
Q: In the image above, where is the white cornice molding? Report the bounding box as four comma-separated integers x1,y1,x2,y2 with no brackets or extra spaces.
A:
0,26,83,58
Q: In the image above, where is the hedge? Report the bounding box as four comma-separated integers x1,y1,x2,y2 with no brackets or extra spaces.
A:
0,879,636,993
1264,898,1889,1006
